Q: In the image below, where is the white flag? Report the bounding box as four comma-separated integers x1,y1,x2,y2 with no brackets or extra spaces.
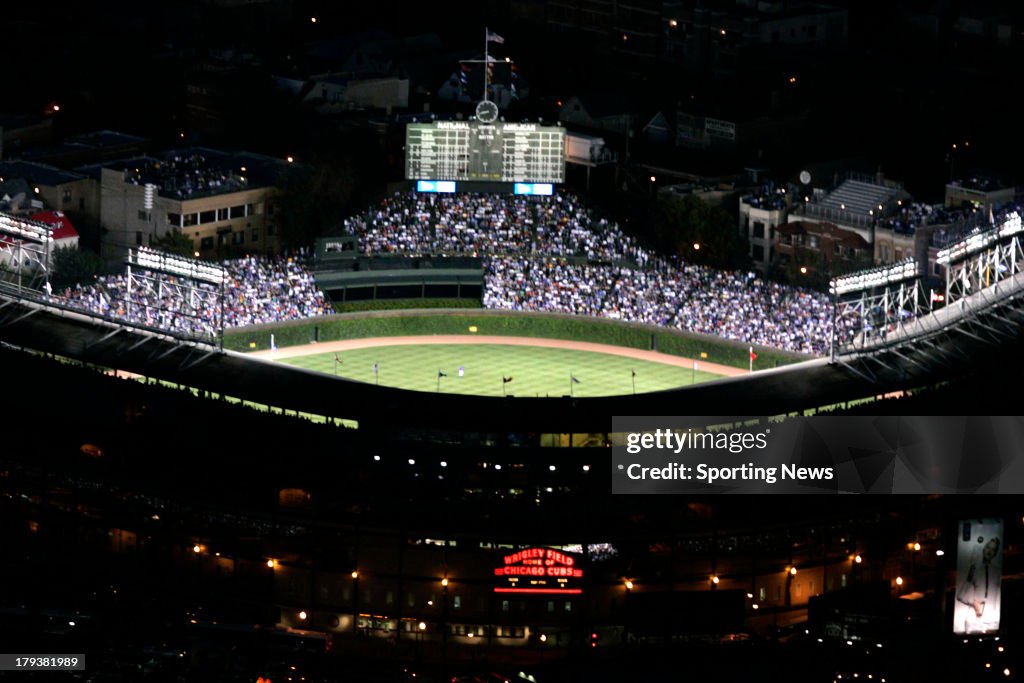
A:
486,31,505,44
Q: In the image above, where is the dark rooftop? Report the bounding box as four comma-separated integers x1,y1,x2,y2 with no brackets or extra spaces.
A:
82,147,289,201
0,160,87,187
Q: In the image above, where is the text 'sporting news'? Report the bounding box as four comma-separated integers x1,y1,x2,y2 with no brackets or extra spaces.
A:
611,417,1024,495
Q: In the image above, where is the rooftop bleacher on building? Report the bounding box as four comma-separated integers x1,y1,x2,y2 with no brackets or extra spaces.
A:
91,148,289,201
741,186,787,211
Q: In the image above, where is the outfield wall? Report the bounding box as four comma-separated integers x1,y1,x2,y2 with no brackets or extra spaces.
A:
224,309,810,370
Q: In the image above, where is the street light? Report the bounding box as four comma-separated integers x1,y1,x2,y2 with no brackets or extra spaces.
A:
351,570,359,579
624,580,634,590
418,621,427,631
441,578,449,587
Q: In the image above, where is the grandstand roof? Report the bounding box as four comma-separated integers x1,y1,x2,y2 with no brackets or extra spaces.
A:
30,210,78,241
818,179,901,218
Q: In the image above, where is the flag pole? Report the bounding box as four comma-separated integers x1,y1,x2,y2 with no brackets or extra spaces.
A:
483,26,489,102
749,345,754,373
569,372,573,397
631,369,636,395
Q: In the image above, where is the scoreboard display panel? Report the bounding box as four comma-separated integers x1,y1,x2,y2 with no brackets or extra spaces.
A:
406,121,566,184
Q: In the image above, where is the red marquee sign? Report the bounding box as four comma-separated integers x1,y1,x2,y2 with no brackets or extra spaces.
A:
493,547,584,595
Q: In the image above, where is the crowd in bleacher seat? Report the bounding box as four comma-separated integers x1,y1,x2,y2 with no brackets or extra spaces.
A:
930,202,1024,247
879,202,976,235
341,191,831,354
123,152,247,200
57,255,333,338
50,189,850,354
484,258,832,355
741,186,788,211
342,192,649,264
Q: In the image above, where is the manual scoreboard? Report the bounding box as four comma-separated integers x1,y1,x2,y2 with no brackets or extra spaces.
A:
405,121,566,184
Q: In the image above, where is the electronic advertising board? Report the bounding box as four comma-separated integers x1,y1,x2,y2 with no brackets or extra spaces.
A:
954,518,1003,635
406,121,566,184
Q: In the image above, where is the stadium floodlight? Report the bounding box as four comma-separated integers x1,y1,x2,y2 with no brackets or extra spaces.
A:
830,259,919,295
128,246,227,285
937,213,1021,266
0,212,54,244
999,212,1022,238
936,229,996,265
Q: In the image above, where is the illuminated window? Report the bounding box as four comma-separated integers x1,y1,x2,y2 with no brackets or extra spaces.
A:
453,596,461,609
564,602,572,612
840,573,847,588
502,600,509,612
547,601,555,613
759,586,766,602
386,591,394,605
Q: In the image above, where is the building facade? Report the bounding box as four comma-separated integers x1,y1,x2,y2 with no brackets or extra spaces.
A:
95,149,286,261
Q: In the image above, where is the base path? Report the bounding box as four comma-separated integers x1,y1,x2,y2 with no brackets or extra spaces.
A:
250,335,750,378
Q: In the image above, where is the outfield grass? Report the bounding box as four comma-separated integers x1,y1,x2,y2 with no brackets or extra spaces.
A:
278,344,724,397
227,310,809,370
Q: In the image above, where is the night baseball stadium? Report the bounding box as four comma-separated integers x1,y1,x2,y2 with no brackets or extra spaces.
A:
1,2,1023,682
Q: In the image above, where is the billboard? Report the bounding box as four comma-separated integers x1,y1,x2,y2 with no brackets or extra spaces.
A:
954,518,1003,634
405,121,566,184
493,547,583,595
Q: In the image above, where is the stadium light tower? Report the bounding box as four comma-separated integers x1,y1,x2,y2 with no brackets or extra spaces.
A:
124,247,228,348
0,212,55,295
829,259,923,360
936,212,1023,316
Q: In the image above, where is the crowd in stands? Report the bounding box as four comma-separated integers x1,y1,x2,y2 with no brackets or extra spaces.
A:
56,255,333,338
741,186,788,211
342,191,830,354
123,152,247,200
879,202,976,235
47,190,857,354
343,192,649,265
930,201,1024,247
484,258,830,354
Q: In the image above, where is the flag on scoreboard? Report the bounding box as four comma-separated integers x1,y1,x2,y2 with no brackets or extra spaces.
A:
486,30,505,44
749,347,758,361
335,353,342,364
438,370,448,378
503,376,514,384
458,366,465,377
372,362,379,374
571,375,581,384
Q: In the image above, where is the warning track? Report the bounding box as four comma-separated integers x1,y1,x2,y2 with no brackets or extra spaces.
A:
250,335,749,378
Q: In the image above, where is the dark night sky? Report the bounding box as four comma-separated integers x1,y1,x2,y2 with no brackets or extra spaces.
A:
3,1,1023,197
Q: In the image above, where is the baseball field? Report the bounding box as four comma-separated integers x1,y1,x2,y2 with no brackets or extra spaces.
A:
261,336,741,397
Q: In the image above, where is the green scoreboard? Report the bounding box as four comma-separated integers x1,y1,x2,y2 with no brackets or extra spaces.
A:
405,121,566,184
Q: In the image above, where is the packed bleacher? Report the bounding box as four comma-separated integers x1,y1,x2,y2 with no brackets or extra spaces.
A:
878,202,976,235
47,190,841,354
342,191,832,354
56,255,333,338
